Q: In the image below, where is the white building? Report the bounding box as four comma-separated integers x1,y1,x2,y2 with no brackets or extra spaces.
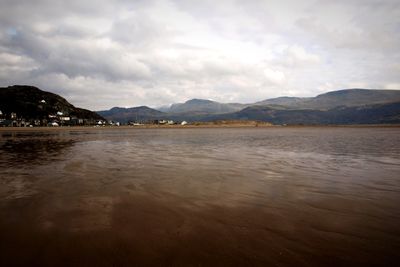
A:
60,116,70,121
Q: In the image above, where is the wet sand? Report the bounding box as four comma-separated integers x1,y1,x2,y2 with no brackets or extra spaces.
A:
1,127,400,266
2,194,399,267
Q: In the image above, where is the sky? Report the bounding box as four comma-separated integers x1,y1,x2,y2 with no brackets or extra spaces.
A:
0,0,399,110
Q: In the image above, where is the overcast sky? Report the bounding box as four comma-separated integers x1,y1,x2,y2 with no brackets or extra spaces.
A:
0,0,399,110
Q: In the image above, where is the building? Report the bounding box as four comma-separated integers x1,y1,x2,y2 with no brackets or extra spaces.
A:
0,110,5,126
60,116,70,121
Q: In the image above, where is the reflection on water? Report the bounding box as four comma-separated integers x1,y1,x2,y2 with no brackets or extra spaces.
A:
0,134,75,200
0,127,400,266
0,137,74,167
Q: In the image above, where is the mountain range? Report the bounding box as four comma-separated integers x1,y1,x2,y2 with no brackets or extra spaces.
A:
1,85,399,125
97,89,400,124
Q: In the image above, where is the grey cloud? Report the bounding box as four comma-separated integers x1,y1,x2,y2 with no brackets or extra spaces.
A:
109,13,172,46
3,28,152,81
296,1,400,52
0,0,399,110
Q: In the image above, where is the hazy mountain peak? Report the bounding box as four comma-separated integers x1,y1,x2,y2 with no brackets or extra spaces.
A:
97,105,164,123
185,98,214,104
167,98,243,114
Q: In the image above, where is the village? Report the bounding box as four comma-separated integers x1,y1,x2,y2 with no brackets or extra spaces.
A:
0,109,188,128
0,110,97,127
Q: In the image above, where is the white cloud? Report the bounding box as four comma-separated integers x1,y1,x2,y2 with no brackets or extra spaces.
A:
286,45,320,65
384,83,400,90
263,68,286,85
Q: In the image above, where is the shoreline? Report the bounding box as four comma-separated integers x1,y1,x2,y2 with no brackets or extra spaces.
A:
1,124,400,132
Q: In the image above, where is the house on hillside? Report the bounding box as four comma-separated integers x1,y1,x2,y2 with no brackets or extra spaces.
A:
48,121,59,127
60,116,70,122
0,110,5,126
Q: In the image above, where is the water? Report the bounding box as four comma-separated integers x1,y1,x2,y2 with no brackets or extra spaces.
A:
0,127,400,266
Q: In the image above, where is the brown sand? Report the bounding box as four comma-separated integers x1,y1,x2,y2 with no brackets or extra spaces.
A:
1,193,398,267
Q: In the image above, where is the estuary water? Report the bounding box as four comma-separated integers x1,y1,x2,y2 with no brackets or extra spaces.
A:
0,127,400,266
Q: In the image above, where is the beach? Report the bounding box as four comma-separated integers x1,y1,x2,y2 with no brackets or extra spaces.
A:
1,127,400,266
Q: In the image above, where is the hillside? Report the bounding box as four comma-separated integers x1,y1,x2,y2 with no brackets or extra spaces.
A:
256,89,400,110
97,106,165,123
255,96,309,107
205,102,400,125
166,99,245,114
0,85,104,125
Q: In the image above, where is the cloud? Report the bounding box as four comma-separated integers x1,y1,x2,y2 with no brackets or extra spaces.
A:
263,68,286,85
384,83,400,90
0,0,399,110
296,0,400,52
285,45,320,65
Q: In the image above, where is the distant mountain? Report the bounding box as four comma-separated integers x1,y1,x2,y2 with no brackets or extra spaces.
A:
98,98,246,123
160,89,400,114
312,89,400,108
0,85,104,124
155,105,172,112
204,101,400,125
255,96,309,107
97,106,165,123
97,88,400,125
166,99,245,114
256,89,400,110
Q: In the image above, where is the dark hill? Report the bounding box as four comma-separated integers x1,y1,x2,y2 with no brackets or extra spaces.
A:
207,102,400,125
97,106,165,123
307,89,400,110
0,85,104,124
